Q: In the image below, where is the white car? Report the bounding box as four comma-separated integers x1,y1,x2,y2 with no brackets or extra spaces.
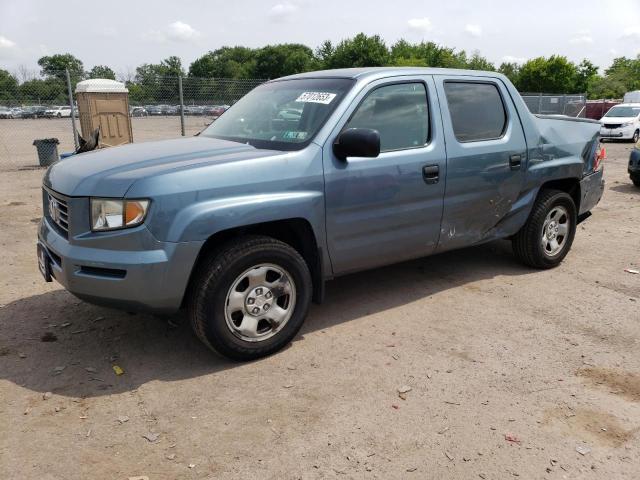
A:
45,106,73,118
600,103,640,142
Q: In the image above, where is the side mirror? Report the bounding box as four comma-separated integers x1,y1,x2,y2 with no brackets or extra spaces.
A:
333,128,380,161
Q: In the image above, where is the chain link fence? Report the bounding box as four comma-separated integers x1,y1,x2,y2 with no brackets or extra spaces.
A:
0,72,264,172
521,93,587,118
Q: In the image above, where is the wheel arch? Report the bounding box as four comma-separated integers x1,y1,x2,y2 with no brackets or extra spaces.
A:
538,177,581,213
182,218,324,309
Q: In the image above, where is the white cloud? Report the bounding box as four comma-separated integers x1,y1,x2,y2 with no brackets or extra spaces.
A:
465,24,482,37
407,17,432,34
620,27,640,40
502,55,526,64
143,21,201,43
569,30,593,44
167,21,201,42
0,35,16,49
269,2,298,21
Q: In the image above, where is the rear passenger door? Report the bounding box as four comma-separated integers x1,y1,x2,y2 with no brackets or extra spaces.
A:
435,77,527,251
323,77,447,275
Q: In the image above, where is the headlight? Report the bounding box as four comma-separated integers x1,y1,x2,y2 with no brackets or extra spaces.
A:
91,198,150,231
621,121,633,127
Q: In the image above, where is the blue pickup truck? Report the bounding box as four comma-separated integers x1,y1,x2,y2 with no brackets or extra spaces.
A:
38,67,605,360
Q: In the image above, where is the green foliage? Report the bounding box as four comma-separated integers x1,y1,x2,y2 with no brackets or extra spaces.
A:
325,33,389,68
19,78,67,105
498,62,521,86
6,40,639,108
37,53,84,83
88,65,116,80
253,44,316,78
516,55,580,93
188,47,255,78
0,69,19,105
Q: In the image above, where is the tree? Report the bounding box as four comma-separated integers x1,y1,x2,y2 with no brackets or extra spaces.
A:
498,62,521,86
37,53,84,82
604,55,640,92
574,59,598,93
88,65,116,80
315,41,335,69
252,44,316,79
466,51,495,71
0,69,19,105
389,40,467,68
586,76,627,99
189,47,255,78
19,78,67,104
516,55,579,93
325,33,389,69
133,56,185,103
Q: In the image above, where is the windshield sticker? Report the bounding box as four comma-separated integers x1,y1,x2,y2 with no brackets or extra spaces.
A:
295,92,337,104
282,131,308,140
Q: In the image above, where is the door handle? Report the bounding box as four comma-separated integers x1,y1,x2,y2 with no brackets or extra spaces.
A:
509,154,522,170
422,164,439,184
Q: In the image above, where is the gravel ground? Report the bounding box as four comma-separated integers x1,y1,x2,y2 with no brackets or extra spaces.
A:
0,116,212,172
0,141,638,480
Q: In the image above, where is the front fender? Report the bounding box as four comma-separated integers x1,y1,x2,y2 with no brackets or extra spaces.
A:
165,191,325,243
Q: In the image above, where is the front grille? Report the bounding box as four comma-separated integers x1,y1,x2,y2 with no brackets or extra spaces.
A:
44,189,69,237
603,123,622,129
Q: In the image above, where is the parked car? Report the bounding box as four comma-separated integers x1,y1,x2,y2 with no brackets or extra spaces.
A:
629,139,640,187
161,105,179,115
130,106,148,117
203,105,229,118
10,107,24,118
146,105,163,116
38,67,605,361
184,105,204,116
44,106,72,118
22,105,48,119
599,103,640,142
0,106,13,118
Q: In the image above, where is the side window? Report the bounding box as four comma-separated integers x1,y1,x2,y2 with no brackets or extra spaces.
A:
444,82,507,142
345,83,429,152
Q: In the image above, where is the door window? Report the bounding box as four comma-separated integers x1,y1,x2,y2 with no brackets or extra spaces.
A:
444,82,507,142
345,83,429,152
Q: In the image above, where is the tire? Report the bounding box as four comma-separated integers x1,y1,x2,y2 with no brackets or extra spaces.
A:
512,189,577,269
188,235,312,361
633,130,640,143
631,174,640,188
57,113,61,118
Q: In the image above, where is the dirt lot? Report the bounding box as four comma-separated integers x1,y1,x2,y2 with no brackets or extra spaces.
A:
0,116,213,172
0,142,639,480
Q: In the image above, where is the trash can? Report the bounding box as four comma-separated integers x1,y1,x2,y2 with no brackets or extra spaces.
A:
33,138,60,167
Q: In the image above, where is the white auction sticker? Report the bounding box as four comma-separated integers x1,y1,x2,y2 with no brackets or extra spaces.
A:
295,92,337,104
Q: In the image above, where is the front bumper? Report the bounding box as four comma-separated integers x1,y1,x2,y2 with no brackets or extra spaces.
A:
38,217,203,313
600,126,635,139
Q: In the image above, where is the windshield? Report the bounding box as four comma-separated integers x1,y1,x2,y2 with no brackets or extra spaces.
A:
200,78,355,150
604,106,640,118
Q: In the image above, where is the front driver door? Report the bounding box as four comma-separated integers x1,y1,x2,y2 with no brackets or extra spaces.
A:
323,77,447,275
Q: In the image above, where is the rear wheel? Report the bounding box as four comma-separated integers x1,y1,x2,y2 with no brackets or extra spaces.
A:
188,236,312,361
512,189,577,269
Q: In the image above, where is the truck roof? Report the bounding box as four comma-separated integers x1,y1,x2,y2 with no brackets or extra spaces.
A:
277,67,507,82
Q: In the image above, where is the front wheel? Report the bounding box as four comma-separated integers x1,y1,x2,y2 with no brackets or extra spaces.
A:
188,236,312,361
632,130,639,143
512,189,577,269
631,174,640,188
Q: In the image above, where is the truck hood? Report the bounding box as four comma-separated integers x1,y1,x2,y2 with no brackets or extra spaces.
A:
44,137,280,197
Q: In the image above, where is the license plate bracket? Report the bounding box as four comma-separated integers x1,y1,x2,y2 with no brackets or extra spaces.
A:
37,243,53,282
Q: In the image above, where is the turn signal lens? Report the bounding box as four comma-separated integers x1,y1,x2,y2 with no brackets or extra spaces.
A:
125,200,149,226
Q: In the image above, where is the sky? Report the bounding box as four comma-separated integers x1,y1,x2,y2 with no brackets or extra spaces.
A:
1,0,639,78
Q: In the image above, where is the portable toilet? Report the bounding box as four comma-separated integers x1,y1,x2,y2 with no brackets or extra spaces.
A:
75,79,133,147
